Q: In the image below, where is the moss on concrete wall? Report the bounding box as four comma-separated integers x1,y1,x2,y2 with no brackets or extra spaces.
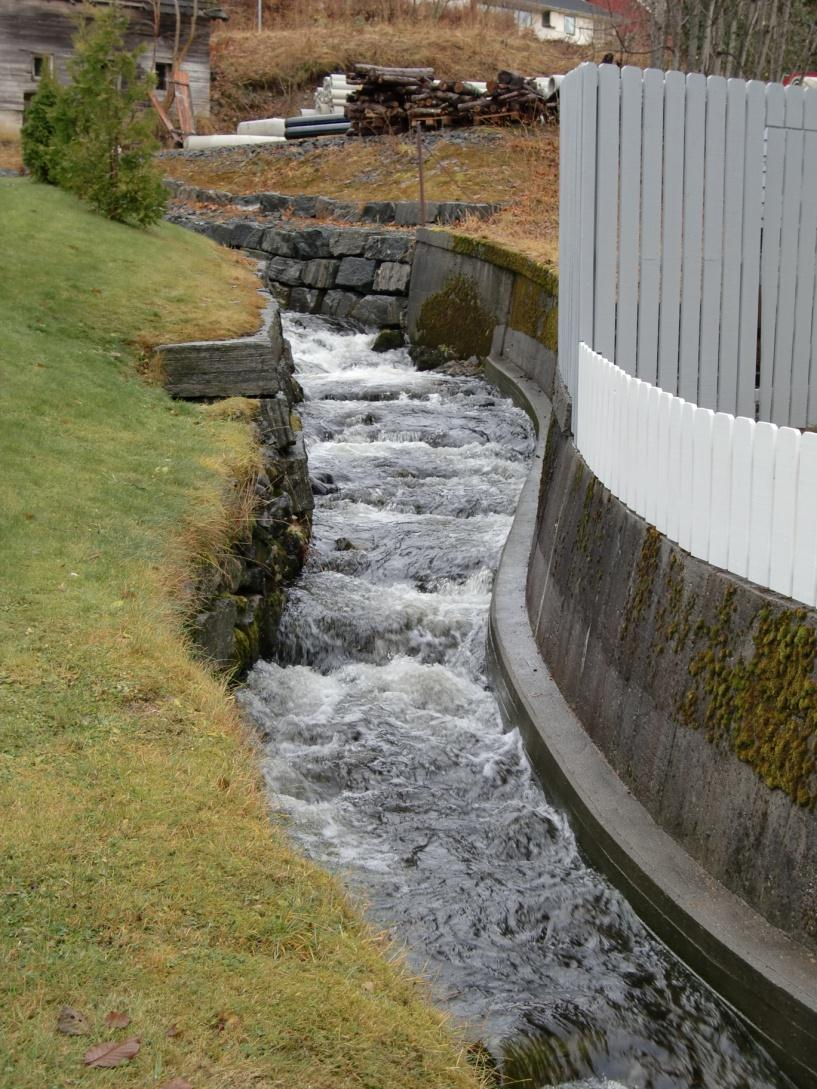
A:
414,273,495,360
681,590,817,807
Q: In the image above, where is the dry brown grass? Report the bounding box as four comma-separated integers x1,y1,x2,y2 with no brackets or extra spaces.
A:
455,129,560,267
211,16,589,126
163,126,561,264
0,123,23,172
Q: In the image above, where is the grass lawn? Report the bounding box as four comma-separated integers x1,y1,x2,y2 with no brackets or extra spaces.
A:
0,180,485,1089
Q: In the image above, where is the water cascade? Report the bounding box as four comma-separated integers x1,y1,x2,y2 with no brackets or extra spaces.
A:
238,315,791,1089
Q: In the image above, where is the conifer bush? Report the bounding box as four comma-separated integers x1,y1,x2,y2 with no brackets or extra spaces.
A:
20,73,70,185
22,7,167,228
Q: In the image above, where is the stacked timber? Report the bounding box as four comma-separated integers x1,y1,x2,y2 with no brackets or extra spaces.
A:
345,65,556,136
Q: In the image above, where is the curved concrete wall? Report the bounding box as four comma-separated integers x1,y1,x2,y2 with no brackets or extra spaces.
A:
408,230,817,1088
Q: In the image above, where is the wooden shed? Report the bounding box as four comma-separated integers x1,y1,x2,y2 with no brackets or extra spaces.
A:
0,0,227,132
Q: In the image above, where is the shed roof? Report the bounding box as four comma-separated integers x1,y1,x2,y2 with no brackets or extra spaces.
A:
56,0,228,19
490,0,609,19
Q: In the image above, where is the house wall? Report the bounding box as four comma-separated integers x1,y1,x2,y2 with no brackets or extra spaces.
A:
468,2,601,44
0,0,212,132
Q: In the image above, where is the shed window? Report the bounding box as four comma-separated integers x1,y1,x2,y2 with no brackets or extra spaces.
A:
564,15,576,35
155,62,172,91
541,10,552,26
32,55,53,81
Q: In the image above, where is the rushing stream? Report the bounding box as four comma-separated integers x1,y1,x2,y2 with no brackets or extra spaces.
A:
238,314,791,1089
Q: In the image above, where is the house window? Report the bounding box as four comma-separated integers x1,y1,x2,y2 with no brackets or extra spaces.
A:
155,62,172,91
516,10,533,27
32,54,52,81
564,15,576,35
541,10,552,27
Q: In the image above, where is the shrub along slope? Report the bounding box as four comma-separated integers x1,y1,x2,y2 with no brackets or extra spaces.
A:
0,179,484,1089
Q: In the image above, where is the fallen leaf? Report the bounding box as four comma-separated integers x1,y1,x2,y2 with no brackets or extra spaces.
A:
165,1024,181,1038
361,981,375,993
57,1007,90,1036
159,1080,192,1089
83,1037,140,1068
104,1010,130,1029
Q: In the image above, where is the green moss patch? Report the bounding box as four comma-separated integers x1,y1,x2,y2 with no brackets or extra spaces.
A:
450,233,559,294
681,589,817,807
414,273,495,360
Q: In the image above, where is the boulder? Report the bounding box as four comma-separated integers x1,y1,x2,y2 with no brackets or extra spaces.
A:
360,201,395,224
302,258,339,289
336,256,376,290
329,229,371,257
364,234,413,262
351,294,405,328
321,289,360,321
289,286,323,314
373,261,411,294
259,192,293,215
261,229,298,257
293,228,332,259
291,194,319,218
371,328,405,352
267,257,303,286
159,302,290,399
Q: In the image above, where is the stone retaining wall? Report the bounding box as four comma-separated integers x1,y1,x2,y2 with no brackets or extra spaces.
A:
158,299,313,675
170,212,415,328
164,178,500,227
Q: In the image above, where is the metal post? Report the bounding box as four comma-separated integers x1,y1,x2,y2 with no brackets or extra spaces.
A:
416,124,426,227
257,0,263,32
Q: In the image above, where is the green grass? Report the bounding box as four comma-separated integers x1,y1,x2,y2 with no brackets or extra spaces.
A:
0,180,485,1089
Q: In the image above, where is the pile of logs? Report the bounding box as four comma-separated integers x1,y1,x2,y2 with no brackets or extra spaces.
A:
345,65,556,136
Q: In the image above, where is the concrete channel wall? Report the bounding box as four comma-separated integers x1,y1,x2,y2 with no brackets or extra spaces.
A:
407,228,817,1088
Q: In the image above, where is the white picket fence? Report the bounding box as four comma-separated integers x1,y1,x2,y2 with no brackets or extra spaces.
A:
577,343,817,606
559,64,817,428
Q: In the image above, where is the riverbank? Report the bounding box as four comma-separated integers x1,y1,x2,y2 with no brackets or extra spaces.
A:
0,180,485,1089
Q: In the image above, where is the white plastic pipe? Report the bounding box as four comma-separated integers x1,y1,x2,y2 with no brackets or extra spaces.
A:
184,134,286,149
300,108,319,117
546,74,564,98
237,118,287,137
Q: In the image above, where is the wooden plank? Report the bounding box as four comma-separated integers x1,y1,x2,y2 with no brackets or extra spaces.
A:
678,400,697,552
792,431,817,606
691,406,715,558
578,64,599,382
666,394,685,543
601,359,614,492
628,375,642,511
698,76,727,411
770,86,805,424
736,81,766,419
727,415,754,579
644,383,663,526
806,90,817,427
708,412,734,569
747,420,777,587
790,127,817,428
594,63,620,363
611,365,627,498
678,73,707,404
562,71,579,405
636,69,664,385
769,425,800,596
759,83,786,422
635,378,651,514
718,78,748,414
616,66,643,374
654,390,674,535
657,69,686,394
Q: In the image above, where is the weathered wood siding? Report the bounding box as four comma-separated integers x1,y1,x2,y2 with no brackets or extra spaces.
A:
0,0,212,131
